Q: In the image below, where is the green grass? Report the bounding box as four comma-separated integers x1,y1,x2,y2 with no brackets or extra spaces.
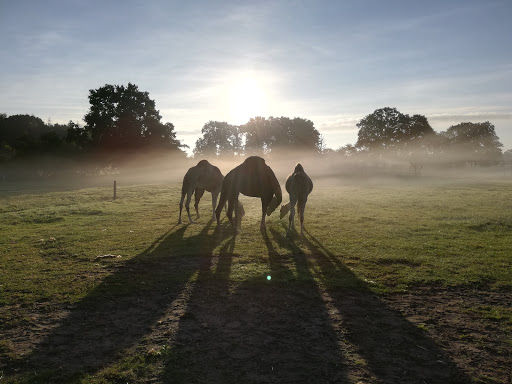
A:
1,177,511,382
1,178,511,304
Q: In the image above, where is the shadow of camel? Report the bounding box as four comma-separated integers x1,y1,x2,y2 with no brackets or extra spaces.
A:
160,228,350,383
268,226,471,384
18,221,233,381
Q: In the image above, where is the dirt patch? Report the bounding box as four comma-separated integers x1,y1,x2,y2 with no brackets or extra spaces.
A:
383,287,512,383
2,263,511,384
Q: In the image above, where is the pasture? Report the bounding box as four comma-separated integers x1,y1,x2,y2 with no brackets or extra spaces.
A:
1,175,511,383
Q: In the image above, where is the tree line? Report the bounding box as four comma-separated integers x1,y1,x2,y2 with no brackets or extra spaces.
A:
1,83,509,170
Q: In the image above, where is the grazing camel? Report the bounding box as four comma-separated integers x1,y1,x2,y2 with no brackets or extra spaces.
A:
178,160,223,224
280,163,313,235
215,156,282,230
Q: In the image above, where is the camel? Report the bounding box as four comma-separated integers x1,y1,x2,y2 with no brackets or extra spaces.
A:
178,160,223,224
279,163,313,235
215,156,282,230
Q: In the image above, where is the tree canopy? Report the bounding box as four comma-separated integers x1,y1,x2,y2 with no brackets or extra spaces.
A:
355,107,435,154
241,116,321,155
1,94,509,174
193,121,243,157
0,114,69,158
81,83,182,152
438,121,503,164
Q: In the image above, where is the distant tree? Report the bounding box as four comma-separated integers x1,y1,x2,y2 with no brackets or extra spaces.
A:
272,117,321,151
0,114,49,153
0,114,54,156
0,113,6,129
503,149,512,170
66,121,91,150
337,144,358,157
193,121,243,157
145,121,184,151
438,121,503,165
83,83,182,152
355,107,435,154
242,116,273,154
242,116,321,154
0,144,16,162
503,149,512,161
39,131,63,153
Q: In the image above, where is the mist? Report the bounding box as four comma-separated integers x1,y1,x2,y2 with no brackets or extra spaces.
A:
2,146,510,198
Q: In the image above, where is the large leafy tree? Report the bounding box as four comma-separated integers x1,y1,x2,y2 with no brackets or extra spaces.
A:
0,114,59,156
356,107,435,154
439,121,503,164
83,83,181,152
242,116,321,154
193,121,242,157
271,117,321,150
243,116,273,154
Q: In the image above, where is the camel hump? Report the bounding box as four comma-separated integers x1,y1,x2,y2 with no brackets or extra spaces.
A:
196,159,211,168
243,156,266,167
294,163,305,173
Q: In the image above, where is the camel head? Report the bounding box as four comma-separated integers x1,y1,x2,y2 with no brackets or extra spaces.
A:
279,203,290,219
266,195,281,216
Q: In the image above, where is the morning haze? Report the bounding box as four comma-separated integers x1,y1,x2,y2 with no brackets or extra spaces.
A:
1,2,511,383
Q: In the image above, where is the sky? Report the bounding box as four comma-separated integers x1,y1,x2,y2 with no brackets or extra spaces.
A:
1,0,511,153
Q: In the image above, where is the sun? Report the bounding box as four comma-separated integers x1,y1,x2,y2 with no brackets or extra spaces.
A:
229,76,267,125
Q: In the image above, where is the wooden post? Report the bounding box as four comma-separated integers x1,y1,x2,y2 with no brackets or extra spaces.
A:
113,180,117,200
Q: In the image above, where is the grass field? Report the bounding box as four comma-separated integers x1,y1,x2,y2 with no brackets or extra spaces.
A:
1,175,511,383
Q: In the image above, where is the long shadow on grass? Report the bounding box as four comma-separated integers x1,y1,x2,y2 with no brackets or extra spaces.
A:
161,228,350,383
18,221,233,382
269,227,471,384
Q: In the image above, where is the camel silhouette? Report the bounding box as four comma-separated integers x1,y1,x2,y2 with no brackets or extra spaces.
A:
178,160,223,224
280,163,313,235
215,156,282,230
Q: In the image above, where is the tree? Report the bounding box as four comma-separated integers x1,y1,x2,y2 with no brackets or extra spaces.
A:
145,122,184,151
39,131,63,152
503,149,512,161
337,144,358,157
242,116,274,154
66,121,91,150
83,83,181,152
193,121,243,157
355,107,435,154
242,116,321,154
0,114,54,156
271,117,321,151
0,114,46,150
438,122,503,165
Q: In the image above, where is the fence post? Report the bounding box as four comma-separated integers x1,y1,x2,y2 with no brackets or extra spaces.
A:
113,180,117,200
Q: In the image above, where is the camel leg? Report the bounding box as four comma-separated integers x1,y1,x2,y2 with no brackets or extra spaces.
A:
194,188,205,219
178,192,186,224
298,196,307,235
260,195,272,230
215,189,228,225
288,194,298,236
184,190,195,224
234,199,240,229
226,197,237,228
211,191,219,222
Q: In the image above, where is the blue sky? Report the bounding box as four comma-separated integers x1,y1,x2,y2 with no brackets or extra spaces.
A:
1,0,511,152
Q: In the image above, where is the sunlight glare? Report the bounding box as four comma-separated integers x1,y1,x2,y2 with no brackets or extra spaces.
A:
229,75,267,125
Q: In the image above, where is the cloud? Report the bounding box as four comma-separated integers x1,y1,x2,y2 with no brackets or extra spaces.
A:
428,112,512,122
